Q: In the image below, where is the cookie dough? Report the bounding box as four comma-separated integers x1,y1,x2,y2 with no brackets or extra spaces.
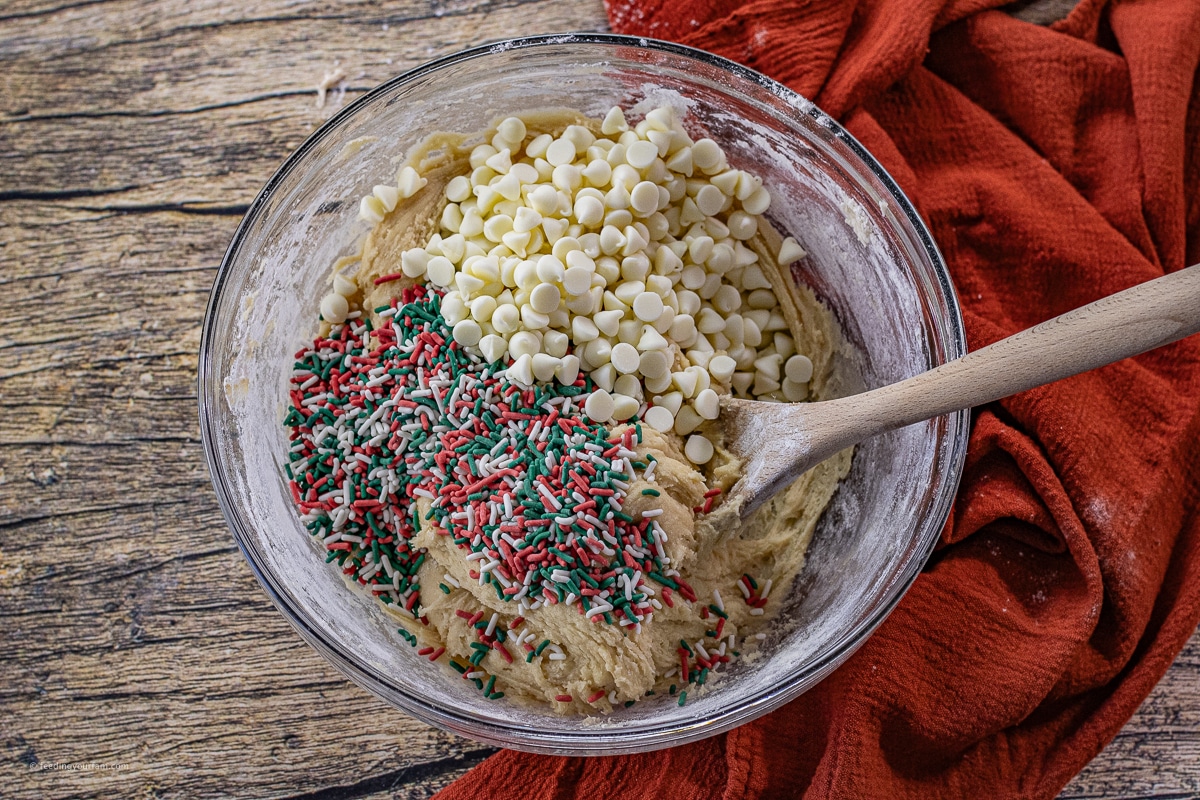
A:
303,109,852,713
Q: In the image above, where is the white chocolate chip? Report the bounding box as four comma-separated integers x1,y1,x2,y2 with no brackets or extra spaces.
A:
708,354,736,382
601,106,628,135
610,342,640,374
625,140,658,169
643,405,674,432
691,139,723,171
359,195,386,223
332,274,356,297
497,116,526,144
545,138,576,167
590,363,616,391
584,388,616,422
532,353,560,382
509,331,540,359
509,353,534,386
320,292,349,323
446,175,471,202
784,354,814,383
684,434,714,465
743,185,771,215
529,283,561,315
674,405,703,436
778,236,807,265
479,334,508,363
632,291,664,322
782,377,808,401
556,354,581,385
693,388,720,420
426,256,455,287
396,166,427,198
452,319,482,347
612,393,640,421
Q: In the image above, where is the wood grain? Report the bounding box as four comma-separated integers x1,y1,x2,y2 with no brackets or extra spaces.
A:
0,1,1195,798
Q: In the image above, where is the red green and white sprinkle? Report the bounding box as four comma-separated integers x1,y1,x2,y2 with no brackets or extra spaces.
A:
284,285,774,709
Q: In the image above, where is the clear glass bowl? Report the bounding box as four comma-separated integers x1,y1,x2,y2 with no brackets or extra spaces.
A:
199,33,968,755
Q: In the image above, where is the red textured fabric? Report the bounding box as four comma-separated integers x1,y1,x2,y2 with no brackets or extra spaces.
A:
435,1,1200,796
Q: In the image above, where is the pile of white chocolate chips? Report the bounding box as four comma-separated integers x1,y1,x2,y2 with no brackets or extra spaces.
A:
335,105,813,466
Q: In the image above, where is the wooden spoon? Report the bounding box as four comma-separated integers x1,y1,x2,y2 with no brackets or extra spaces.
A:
718,264,1200,521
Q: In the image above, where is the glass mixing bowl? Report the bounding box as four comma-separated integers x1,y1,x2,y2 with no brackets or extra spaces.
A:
199,33,968,755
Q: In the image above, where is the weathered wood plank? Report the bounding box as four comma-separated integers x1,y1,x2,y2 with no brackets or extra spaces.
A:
0,0,1196,798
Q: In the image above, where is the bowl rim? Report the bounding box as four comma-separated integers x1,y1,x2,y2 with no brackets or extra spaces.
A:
198,31,969,754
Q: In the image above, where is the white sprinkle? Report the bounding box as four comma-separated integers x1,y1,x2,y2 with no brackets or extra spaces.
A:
585,603,613,619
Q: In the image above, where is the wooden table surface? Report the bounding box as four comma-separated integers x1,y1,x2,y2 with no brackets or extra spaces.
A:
2,1,1197,798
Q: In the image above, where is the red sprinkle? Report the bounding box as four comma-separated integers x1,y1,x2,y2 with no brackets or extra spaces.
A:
492,642,514,663
555,694,573,703
586,690,607,704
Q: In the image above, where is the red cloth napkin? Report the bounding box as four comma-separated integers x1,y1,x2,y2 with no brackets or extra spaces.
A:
436,0,1200,796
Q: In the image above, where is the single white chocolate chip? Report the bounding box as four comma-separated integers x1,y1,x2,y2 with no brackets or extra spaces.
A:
320,292,349,323
452,319,482,347
674,405,703,436
479,334,508,363
684,434,715,465
396,166,427,198
784,354,814,383
643,405,675,432
708,354,736,382
509,353,534,386
778,236,807,265
610,342,640,374
529,283,561,315
359,195,385,223
612,393,640,421
584,388,616,422
632,291,664,322
693,388,720,420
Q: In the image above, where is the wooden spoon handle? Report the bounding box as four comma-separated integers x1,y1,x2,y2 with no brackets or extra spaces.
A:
835,264,1200,443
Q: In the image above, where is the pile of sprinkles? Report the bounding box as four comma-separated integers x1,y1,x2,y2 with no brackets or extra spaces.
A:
284,286,773,708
